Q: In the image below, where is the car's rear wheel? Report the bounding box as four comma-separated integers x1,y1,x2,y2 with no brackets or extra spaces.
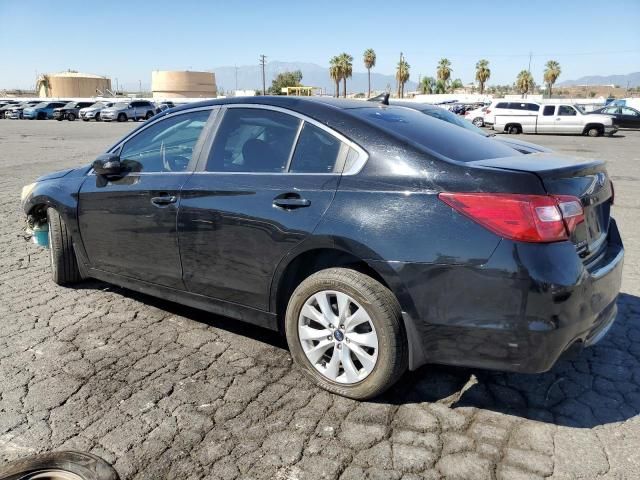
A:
285,268,407,399
472,117,484,127
117,113,127,122
67,113,76,121
47,208,82,286
145,111,154,120
95,113,101,122
507,124,521,134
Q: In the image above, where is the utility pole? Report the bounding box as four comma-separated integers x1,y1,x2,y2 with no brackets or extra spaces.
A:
259,54,267,95
235,65,238,93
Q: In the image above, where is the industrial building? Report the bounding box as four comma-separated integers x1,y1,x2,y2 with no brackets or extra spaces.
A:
36,71,111,98
151,70,217,99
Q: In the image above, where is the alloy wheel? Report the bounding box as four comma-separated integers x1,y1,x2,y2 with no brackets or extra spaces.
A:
298,290,378,384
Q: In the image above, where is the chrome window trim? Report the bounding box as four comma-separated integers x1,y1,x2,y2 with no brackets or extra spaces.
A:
201,103,369,175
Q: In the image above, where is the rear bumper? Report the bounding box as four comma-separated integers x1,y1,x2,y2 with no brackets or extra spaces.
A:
380,219,624,372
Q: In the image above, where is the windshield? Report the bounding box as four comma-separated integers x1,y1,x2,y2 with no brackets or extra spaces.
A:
419,107,488,136
33,102,48,108
88,102,104,108
114,102,129,109
352,106,519,163
574,105,586,114
63,101,77,108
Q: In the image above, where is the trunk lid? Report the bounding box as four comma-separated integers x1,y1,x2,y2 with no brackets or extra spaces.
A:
468,153,613,261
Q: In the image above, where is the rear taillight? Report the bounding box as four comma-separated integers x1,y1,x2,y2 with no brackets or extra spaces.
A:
485,109,491,114
438,192,584,243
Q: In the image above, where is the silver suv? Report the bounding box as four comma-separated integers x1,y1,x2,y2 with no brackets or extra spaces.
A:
100,100,156,122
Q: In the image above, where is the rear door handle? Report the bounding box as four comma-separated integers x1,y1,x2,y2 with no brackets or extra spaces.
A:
273,196,311,209
151,195,177,207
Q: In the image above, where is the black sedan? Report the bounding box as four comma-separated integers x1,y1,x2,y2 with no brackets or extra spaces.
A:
590,105,640,129
21,97,623,399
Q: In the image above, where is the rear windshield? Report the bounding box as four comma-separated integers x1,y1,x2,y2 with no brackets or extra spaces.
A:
351,107,518,162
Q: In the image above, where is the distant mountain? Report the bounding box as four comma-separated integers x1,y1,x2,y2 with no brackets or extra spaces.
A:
212,61,417,94
558,72,640,87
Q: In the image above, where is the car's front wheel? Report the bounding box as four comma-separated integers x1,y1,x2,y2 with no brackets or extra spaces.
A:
47,208,82,286
117,113,127,122
285,268,407,399
67,113,76,121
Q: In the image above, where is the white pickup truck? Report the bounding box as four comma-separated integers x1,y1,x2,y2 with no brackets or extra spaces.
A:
494,104,618,137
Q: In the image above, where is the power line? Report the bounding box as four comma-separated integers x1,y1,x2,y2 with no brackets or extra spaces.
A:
412,49,640,59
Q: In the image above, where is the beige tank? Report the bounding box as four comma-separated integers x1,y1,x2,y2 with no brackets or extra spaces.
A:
151,70,217,98
37,72,111,98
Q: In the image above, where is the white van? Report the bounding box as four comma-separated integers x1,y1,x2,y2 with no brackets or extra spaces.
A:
484,101,540,126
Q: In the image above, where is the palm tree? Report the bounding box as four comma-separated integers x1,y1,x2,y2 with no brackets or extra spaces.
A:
329,56,341,98
363,49,376,98
396,58,410,98
437,58,452,88
435,79,447,94
338,53,353,98
516,70,534,97
449,78,464,93
420,76,435,94
543,60,561,97
475,59,490,94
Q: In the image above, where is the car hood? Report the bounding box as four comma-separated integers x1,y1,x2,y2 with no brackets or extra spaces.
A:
585,114,615,124
36,168,75,182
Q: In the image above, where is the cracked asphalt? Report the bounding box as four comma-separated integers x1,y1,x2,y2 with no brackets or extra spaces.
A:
0,120,639,479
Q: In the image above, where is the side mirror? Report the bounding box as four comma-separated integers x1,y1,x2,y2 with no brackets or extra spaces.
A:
93,153,122,177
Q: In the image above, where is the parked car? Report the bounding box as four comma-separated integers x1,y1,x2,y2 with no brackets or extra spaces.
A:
53,101,96,121
155,101,176,113
21,97,623,399
391,101,551,154
464,105,489,127
495,104,618,136
79,101,116,122
589,105,640,129
23,101,68,120
0,100,19,110
484,101,540,126
100,100,156,122
2,101,40,119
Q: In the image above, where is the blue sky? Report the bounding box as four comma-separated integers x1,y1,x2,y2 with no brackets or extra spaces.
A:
1,0,639,90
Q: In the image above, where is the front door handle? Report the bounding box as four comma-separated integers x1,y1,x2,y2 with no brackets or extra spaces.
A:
151,195,177,207
273,195,311,209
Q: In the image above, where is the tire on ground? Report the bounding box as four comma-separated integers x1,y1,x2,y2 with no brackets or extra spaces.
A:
285,267,408,400
47,208,82,285
0,450,119,480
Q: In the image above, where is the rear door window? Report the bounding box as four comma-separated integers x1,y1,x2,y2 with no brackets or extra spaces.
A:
543,106,556,116
495,102,508,108
207,108,301,172
526,104,540,111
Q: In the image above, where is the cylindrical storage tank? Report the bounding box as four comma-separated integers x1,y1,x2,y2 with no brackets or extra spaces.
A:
38,72,111,98
151,70,217,98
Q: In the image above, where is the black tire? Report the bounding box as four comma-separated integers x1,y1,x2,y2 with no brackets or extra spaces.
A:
56,117,63,121
82,118,90,122
145,110,154,120
0,450,119,480
117,113,127,122
95,112,101,122
586,126,602,137
47,208,82,285
67,112,76,121
507,124,521,135
37,112,46,120
285,268,407,400
472,117,484,127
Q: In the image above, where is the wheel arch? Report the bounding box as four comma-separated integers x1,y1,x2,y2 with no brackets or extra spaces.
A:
270,242,426,370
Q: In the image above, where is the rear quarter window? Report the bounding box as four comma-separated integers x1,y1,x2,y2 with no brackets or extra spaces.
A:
495,102,508,108
352,107,518,163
